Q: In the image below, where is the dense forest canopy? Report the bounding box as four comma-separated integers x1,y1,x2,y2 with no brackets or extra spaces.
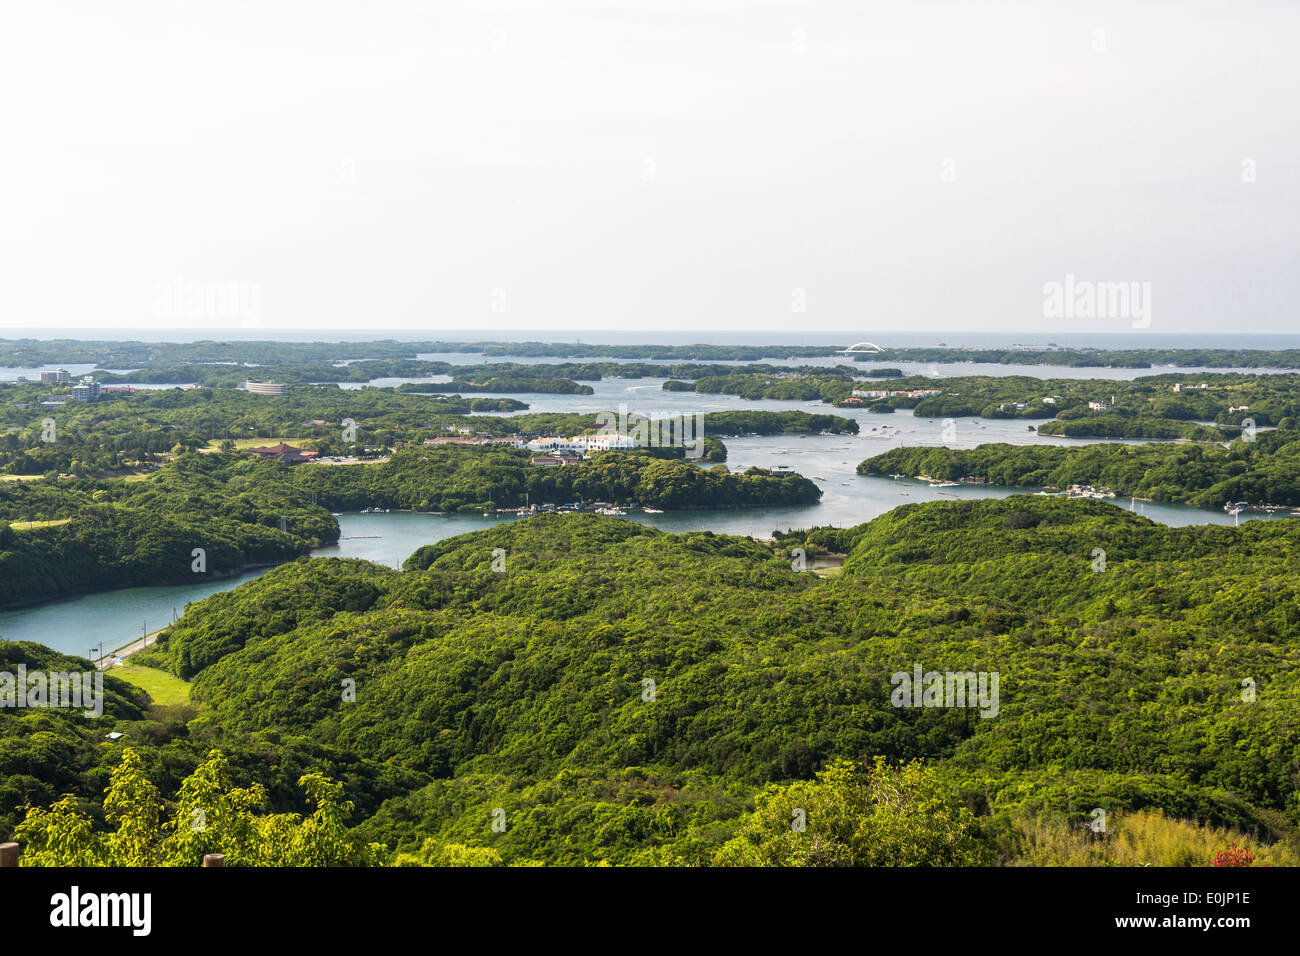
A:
0,454,338,606
0,446,820,607
860,430,1300,508
5,339,1300,867
5,498,1298,865
282,446,822,514
0,379,855,477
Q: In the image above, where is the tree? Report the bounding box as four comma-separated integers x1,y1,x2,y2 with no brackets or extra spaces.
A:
714,757,991,866
14,748,385,867
393,839,506,867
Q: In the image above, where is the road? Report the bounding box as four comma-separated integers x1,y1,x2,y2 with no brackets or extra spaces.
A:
96,629,165,670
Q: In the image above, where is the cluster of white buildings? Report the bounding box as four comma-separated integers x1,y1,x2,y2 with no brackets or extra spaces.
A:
418,432,641,464
522,434,642,465
524,434,637,456
850,388,943,400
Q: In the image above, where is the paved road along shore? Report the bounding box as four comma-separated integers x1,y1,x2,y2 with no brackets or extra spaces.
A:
95,629,165,670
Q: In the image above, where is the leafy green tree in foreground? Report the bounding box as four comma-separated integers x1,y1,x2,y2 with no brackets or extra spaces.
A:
714,757,991,866
14,748,384,867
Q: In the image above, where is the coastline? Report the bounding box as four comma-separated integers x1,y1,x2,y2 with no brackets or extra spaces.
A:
0,559,290,614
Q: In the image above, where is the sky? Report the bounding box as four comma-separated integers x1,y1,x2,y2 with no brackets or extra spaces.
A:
1,0,1297,337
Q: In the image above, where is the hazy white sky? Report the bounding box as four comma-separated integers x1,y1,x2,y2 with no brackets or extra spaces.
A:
1,0,1296,335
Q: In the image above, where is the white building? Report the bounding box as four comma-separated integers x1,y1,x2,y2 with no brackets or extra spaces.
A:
71,378,100,402
525,437,585,455
570,433,636,452
243,381,288,396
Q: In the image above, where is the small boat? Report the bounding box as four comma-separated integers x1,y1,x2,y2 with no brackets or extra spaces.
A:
642,507,664,514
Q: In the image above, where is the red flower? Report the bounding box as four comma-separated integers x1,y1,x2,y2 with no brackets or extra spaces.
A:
1211,843,1255,867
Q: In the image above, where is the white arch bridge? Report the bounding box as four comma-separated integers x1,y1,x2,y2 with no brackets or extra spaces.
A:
837,342,886,354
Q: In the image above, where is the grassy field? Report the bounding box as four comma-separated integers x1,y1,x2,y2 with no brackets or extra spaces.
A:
9,518,72,530
202,436,303,450
0,474,44,482
810,564,844,577
109,665,192,705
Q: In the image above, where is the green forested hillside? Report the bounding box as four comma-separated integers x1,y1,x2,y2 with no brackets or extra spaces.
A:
10,498,1287,865
282,447,821,513
1035,416,1229,440
0,447,818,607
0,454,339,607
859,430,1300,506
